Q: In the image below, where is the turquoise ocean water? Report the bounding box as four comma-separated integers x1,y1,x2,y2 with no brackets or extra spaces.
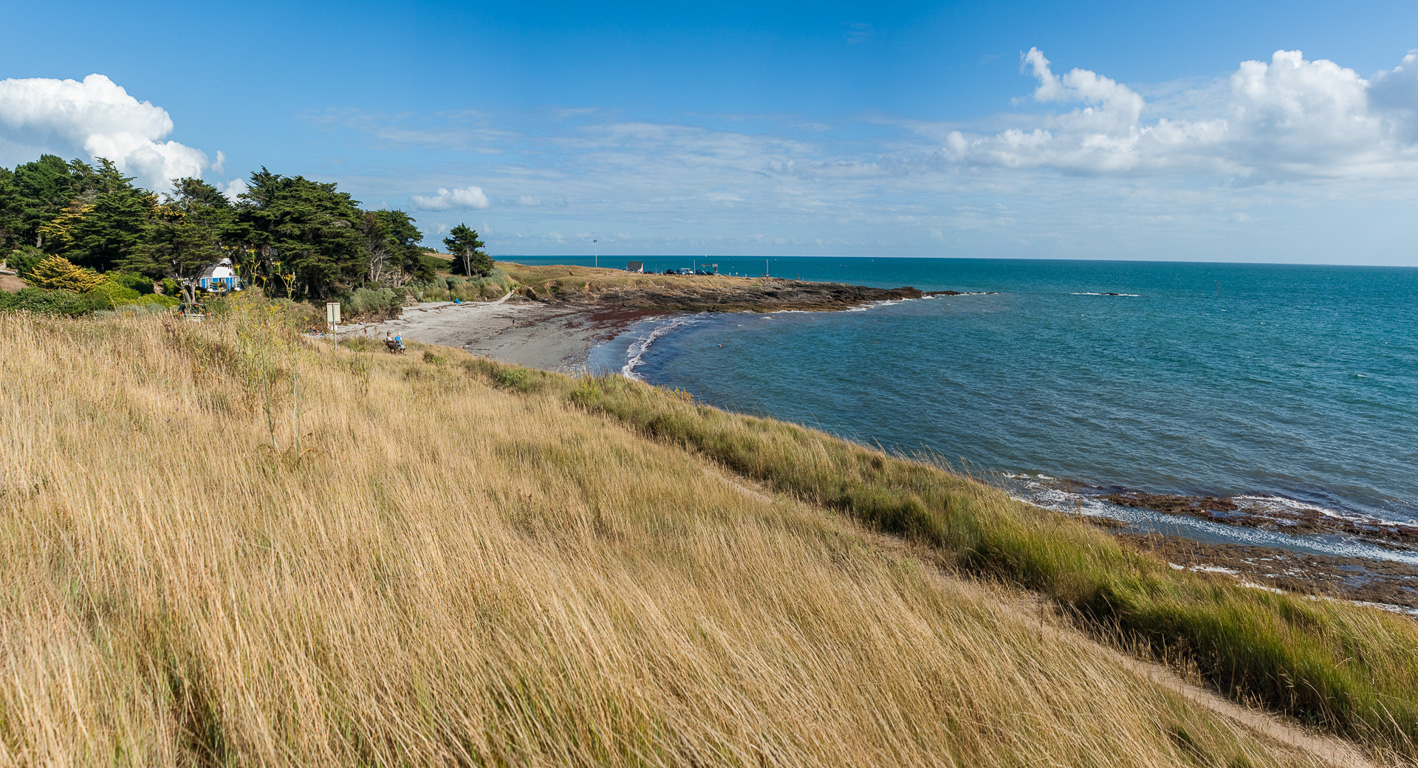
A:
516,256,1418,561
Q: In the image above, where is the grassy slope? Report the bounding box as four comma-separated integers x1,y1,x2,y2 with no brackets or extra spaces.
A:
0,309,1398,766
497,261,766,297
545,374,1418,755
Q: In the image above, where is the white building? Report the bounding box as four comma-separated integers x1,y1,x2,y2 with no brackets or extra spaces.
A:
196,259,242,292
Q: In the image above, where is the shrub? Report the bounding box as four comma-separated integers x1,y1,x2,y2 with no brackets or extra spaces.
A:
88,280,142,306
0,287,105,316
341,287,402,320
30,256,105,292
420,253,449,276
5,246,44,278
106,272,156,295
492,367,540,393
422,350,447,366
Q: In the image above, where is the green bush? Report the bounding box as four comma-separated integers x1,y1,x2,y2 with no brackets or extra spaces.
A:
5,246,44,278
341,287,402,319
420,253,450,276
89,280,142,306
0,287,106,316
492,367,540,393
105,272,156,295
459,357,543,393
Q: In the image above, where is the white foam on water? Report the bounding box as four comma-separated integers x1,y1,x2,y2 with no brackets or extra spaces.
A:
1002,477,1418,566
845,298,915,312
1071,292,1141,297
620,315,705,381
1233,493,1413,528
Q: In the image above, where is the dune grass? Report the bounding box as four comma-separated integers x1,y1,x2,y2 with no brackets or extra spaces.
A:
0,307,1349,766
519,370,1418,757
497,261,765,298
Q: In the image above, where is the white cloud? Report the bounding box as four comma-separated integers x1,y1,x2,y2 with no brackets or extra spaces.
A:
0,73,210,190
411,185,490,210
945,48,1418,180
219,178,249,202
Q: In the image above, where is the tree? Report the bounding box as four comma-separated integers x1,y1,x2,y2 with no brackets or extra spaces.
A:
363,209,431,286
234,169,367,299
11,155,76,248
125,178,233,306
36,202,94,256
0,167,21,253
444,224,491,277
68,184,154,272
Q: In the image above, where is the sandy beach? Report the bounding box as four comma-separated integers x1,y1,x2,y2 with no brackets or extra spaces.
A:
342,297,660,372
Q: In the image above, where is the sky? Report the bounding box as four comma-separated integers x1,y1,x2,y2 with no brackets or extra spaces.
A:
3,1,1418,264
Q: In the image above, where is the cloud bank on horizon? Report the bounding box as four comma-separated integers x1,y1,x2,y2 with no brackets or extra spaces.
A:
944,48,1418,180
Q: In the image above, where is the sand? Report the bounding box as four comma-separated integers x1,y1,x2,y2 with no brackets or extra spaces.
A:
342,298,661,372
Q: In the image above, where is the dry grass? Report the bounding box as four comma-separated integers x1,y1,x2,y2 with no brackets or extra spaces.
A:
0,308,1344,766
558,372,1418,758
497,261,764,297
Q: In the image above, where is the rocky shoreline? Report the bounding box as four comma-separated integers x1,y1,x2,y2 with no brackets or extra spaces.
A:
514,276,984,313
1119,533,1418,615
1101,489,1418,551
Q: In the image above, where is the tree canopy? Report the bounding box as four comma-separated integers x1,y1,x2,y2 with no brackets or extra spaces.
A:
1,157,451,303
444,224,492,277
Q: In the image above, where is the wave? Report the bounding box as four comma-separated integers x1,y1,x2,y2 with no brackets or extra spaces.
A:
1071,292,1140,297
620,315,706,380
845,298,913,312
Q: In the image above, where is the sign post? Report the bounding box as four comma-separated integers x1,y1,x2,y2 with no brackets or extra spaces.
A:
326,302,341,352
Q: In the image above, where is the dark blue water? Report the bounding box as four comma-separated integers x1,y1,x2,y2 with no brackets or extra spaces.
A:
518,256,1418,559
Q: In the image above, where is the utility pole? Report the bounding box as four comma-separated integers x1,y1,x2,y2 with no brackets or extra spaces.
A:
593,239,598,269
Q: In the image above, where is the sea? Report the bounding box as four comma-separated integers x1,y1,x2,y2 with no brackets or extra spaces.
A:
515,256,1418,563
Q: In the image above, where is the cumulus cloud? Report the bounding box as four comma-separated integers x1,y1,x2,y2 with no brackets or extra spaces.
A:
0,73,210,190
411,185,490,210
220,178,249,203
944,48,1418,180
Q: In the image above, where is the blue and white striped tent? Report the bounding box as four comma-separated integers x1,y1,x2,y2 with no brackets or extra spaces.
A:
197,259,242,292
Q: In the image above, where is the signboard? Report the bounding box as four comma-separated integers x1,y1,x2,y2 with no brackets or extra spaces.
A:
326,302,341,326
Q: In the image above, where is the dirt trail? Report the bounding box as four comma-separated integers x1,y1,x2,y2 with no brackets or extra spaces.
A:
704,465,1388,768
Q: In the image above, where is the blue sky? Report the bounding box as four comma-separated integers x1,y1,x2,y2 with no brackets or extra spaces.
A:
3,1,1418,264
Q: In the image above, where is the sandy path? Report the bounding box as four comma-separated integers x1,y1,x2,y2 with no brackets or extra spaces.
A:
707,466,1386,768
